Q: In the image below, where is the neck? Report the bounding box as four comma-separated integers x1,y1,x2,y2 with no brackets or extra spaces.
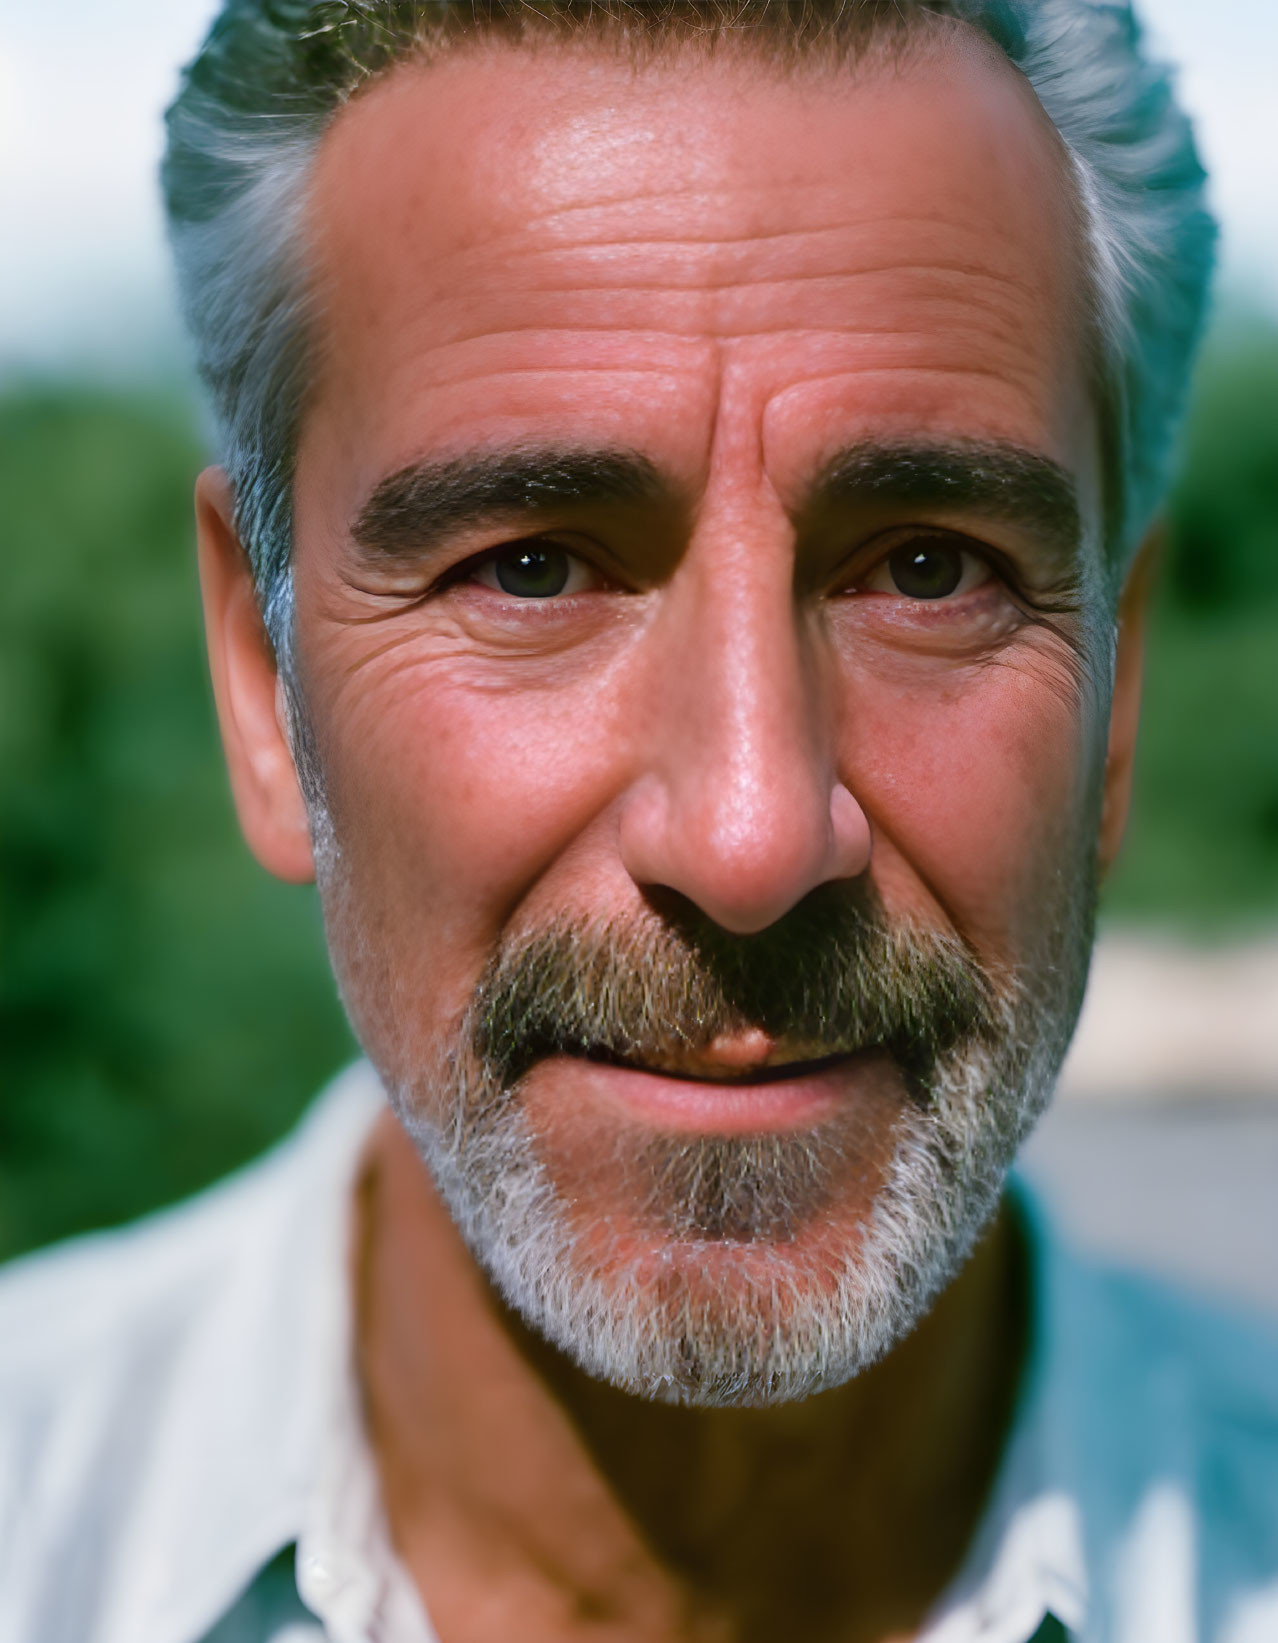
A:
354,1112,1029,1643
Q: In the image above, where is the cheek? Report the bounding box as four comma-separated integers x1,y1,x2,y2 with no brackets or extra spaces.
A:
311,651,636,1010
844,654,1102,959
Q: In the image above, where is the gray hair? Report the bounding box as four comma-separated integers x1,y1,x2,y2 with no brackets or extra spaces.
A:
163,0,1216,663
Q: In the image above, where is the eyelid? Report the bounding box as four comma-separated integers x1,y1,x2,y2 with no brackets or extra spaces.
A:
435,532,611,596
848,526,1002,595
472,545,602,597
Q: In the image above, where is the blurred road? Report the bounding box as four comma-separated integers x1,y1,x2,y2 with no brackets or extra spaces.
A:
1057,933,1278,1103
1019,931,1278,1319
1021,1102,1278,1318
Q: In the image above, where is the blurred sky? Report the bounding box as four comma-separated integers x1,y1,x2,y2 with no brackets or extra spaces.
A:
1,0,1276,378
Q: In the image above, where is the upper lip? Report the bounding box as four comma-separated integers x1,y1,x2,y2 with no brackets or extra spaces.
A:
582,1044,866,1085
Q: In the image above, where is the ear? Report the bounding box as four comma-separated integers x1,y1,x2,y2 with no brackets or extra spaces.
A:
1097,524,1160,876
195,468,316,884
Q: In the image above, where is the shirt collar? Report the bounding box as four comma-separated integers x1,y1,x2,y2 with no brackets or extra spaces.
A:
919,1182,1091,1642
131,1064,386,1643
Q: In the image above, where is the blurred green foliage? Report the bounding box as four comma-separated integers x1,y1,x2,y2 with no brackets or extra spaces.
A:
1,313,1276,1259
1103,313,1278,922
0,387,354,1261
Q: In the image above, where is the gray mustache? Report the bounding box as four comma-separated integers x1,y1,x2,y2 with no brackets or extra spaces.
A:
470,888,1003,1099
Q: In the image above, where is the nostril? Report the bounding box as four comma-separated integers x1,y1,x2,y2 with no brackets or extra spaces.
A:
619,771,872,935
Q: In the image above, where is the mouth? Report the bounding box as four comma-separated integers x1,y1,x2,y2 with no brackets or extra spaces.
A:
528,1042,897,1136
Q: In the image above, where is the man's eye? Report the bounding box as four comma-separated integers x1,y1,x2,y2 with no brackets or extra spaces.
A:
863,537,992,600
471,543,597,600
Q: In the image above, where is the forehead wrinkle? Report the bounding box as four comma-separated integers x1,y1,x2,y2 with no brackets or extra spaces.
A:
413,300,1055,372
415,227,1054,353
491,208,1049,285
511,255,1040,311
521,188,1047,248
518,185,961,245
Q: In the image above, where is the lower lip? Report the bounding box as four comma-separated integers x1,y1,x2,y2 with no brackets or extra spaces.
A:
536,1051,891,1135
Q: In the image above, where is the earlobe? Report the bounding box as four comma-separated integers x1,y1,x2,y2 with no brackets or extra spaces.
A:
1097,526,1160,876
195,468,316,885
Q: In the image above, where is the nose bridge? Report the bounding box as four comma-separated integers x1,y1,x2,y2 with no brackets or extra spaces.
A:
682,525,818,821
618,500,871,933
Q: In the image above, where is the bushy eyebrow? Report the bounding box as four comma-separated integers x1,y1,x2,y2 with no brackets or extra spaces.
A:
814,440,1083,563
350,437,1083,570
352,448,665,556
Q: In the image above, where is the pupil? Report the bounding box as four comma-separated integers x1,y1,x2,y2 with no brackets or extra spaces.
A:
495,545,571,598
888,541,963,599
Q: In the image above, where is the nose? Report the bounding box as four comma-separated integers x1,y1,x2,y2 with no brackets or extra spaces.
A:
617,533,872,935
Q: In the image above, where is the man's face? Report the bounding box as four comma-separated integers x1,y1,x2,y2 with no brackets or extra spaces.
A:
248,33,1118,1398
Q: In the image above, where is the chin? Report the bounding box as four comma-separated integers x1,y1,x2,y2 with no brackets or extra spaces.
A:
399,1067,1023,1407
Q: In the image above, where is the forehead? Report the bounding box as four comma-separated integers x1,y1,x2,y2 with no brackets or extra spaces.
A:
301,33,1093,515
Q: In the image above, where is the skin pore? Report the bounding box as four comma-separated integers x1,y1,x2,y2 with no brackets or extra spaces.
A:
196,23,1152,1643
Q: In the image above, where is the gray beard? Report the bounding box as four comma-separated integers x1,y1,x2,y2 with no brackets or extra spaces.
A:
378,895,1092,1408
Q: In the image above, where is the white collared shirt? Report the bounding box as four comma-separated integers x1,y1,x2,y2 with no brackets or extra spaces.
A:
2,1063,1276,1643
